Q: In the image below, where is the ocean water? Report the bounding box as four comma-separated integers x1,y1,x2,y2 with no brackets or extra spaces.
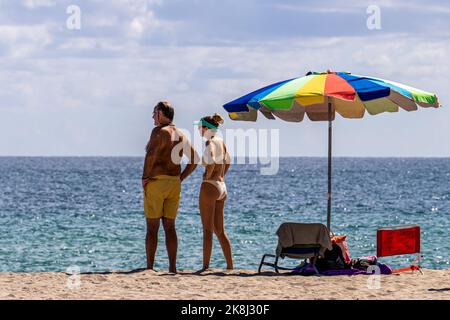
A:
0,157,449,273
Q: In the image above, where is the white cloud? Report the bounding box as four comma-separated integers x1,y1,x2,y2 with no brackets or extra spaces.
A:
87,15,120,28
23,0,56,9
129,17,145,37
127,11,161,38
112,0,149,12
273,3,362,14
273,0,450,15
57,37,124,53
0,25,52,58
371,0,450,13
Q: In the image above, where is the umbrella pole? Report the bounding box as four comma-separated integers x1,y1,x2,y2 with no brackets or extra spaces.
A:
327,102,332,231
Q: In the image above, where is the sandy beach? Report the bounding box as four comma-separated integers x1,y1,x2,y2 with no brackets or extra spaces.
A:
1,268,449,300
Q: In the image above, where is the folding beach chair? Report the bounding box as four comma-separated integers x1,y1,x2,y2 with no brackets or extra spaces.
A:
258,222,333,274
377,224,423,274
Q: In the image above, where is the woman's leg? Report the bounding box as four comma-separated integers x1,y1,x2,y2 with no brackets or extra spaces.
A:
199,182,219,270
213,197,233,270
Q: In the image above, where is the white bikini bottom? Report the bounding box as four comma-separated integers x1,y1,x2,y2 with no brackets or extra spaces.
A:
203,180,227,200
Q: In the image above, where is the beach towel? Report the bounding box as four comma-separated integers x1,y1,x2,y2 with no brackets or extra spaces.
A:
292,262,392,276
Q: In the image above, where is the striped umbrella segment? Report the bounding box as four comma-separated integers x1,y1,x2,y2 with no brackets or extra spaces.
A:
223,71,440,122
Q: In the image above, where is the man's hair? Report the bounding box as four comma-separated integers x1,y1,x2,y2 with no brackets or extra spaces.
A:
155,101,174,121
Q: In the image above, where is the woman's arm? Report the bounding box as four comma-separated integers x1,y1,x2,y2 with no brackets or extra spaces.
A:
223,143,231,176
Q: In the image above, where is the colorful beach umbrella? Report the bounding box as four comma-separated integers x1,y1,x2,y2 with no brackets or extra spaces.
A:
223,70,440,230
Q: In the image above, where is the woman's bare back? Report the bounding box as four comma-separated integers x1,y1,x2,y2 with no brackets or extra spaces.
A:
202,136,229,181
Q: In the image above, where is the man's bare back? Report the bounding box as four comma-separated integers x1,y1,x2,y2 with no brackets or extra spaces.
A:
142,124,197,186
143,125,184,178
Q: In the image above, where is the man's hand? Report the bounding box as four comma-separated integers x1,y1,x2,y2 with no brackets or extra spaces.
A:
142,177,153,190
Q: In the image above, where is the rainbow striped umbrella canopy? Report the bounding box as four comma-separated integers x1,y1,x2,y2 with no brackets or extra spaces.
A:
223,71,439,122
222,71,440,230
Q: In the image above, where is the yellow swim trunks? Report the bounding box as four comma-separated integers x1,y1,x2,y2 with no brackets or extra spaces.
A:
144,175,181,220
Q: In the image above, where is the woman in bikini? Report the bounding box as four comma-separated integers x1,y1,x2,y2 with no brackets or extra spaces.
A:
195,113,233,271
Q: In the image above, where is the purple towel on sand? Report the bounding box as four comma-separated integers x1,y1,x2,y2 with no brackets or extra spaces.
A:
321,268,367,276
292,263,392,276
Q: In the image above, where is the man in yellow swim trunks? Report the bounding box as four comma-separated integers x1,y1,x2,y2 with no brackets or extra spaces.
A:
142,101,198,273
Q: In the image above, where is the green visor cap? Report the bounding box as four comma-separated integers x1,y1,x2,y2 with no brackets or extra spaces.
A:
193,118,218,130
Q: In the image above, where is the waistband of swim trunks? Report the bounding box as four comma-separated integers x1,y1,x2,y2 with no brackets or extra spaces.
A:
152,175,180,180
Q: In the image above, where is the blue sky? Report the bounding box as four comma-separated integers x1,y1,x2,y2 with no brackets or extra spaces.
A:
0,0,449,156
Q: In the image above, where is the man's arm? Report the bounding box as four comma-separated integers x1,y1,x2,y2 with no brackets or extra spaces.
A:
180,138,199,182
142,128,162,188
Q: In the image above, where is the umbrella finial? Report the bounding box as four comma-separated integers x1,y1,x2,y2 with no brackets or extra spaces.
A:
326,68,334,74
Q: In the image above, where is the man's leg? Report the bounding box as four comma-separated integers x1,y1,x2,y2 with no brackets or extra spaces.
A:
162,217,177,273
146,218,160,270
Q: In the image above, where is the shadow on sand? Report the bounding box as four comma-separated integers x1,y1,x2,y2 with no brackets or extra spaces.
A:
65,268,148,276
